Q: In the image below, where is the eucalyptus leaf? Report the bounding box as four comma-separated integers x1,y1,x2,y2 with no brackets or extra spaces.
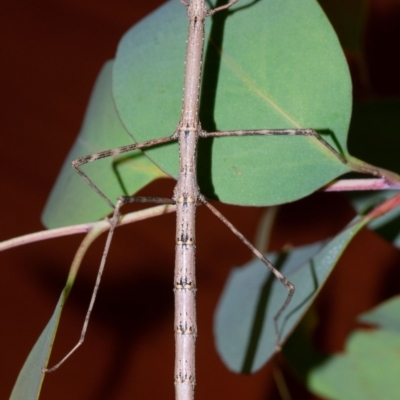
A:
113,0,352,206
42,61,165,229
10,294,64,400
358,296,400,334
10,226,104,400
307,297,400,400
214,215,368,373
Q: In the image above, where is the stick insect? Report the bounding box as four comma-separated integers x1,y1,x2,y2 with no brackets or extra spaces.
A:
42,0,367,399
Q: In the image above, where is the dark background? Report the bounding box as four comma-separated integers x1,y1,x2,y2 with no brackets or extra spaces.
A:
1,0,400,399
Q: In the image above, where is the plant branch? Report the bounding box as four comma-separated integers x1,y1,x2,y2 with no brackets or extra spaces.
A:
0,204,176,252
2,178,400,253
323,178,400,192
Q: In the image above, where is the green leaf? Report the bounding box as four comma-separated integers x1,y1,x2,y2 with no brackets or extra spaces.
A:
10,226,104,399
42,61,165,229
10,294,64,400
113,0,352,206
307,297,400,400
214,215,368,373
358,296,400,334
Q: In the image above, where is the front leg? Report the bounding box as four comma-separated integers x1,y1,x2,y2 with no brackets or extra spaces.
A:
201,128,381,177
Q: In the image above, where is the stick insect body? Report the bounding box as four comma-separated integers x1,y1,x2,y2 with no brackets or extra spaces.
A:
43,1,357,399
